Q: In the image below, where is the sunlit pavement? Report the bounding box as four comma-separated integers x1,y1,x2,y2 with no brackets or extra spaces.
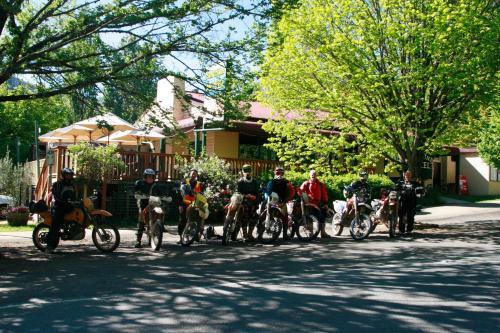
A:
1,203,499,333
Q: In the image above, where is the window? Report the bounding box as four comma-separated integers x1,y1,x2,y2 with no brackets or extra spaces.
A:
490,167,500,182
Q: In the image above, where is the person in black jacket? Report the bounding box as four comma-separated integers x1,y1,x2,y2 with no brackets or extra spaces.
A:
396,170,420,234
46,168,76,253
235,164,260,240
133,168,162,248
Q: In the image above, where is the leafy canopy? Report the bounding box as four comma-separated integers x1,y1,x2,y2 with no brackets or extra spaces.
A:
259,0,499,176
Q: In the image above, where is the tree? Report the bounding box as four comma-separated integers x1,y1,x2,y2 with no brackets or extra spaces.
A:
0,0,270,103
259,0,498,177
478,106,500,168
0,85,69,161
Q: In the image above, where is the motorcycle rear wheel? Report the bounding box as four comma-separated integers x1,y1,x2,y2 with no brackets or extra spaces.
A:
92,222,120,252
32,223,58,252
331,213,344,236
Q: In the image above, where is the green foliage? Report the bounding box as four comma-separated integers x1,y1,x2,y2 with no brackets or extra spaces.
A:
68,143,126,191
478,107,500,168
259,0,499,178
280,171,394,202
0,85,69,160
176,154,234,215
0,152,30,206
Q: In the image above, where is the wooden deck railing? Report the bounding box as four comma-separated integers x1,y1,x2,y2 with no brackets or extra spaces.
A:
35,147,281,206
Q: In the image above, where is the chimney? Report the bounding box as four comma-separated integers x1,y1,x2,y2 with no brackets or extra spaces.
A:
156,76,187,122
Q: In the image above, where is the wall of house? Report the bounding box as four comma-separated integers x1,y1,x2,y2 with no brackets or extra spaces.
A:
205,131,239,159
459,153,491,196
489,181,500,195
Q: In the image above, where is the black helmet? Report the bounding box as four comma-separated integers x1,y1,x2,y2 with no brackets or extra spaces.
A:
61,168,74,177
143,168,155,178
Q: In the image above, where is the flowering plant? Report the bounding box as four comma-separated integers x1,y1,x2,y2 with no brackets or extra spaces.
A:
7,206,29,214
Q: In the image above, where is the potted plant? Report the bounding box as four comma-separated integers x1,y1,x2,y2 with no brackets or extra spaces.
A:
6,206,30,226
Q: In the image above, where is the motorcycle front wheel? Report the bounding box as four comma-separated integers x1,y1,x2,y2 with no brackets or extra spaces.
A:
331,212,344,236
257,210,282,244
296,214,320,241
181,220,199,247
92,221,120,252
222,218,234,245
32,223,58,252
149,220,163,251
349,213,371,241
388,214,397,238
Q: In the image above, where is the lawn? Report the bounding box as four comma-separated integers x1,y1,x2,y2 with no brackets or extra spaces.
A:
0,223,35,232
442,194,500,203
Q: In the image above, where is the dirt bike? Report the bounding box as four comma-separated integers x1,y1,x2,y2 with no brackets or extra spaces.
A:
287,191,321,241
369,189,399,238
251,192,284,244
135,193,172,251
180,193,209,246
30,197,120,252
331,186,373,241
222,192,257,245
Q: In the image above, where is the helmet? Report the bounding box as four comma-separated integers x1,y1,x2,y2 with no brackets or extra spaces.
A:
359,170,368,181
242,164,252,173
143,168,155,178
61,168,74,177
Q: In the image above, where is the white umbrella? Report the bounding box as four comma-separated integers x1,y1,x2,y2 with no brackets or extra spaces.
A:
39,124,94,144
101,129,165,151
76,112,136,141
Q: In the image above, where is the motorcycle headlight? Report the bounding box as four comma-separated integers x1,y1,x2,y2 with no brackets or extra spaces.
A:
149,196,162,208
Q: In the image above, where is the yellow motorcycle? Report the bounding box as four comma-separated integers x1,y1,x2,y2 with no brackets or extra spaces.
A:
30,197,120,252
180,193,209,246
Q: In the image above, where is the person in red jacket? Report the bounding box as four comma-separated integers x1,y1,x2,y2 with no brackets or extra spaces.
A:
299,170,331,238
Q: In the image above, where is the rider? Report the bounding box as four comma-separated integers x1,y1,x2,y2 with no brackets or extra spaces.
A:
266,166,295,240
346,170,371,214
46,168,76,253
133,168,162,248
234,164,260,240
178,169,204,241
396,170,420,234
299,169,330,238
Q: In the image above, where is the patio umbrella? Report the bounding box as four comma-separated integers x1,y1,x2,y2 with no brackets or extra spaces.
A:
103,129,165,146
95,137,137,146
76,112,136,141
39,125,94,144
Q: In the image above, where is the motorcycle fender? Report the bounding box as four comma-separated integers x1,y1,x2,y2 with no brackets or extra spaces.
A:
38,211,52,226
90,209,113,217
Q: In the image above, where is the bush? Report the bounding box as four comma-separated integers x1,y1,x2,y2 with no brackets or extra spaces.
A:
176,154,234,216
264,171,395,203
0,151,30,206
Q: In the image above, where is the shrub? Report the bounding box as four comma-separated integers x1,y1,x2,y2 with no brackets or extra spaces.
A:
176,154,234,215
0,151,30,206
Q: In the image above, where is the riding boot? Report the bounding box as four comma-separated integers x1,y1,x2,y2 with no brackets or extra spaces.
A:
283,222,289,240
135,224,144,248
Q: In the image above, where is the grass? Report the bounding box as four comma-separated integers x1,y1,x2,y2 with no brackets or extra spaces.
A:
441,194,500,203
0,223,35,232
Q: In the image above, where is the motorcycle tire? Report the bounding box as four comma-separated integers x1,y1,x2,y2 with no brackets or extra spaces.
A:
258,209,282,244
33,223,58,252
331,212,344,236
92,222,120,253
150,220,163,251
181,220,199,247
222,219,234,245
349,213,372,241
388,214,396,238
296,214,320,241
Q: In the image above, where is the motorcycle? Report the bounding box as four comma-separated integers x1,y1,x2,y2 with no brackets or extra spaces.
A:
180,192,210,246
30,197,120,252
331,186,373,240
369,189,399,238
135,193,173,251
287,191,321,241
222,191,258,245
252,192,283,244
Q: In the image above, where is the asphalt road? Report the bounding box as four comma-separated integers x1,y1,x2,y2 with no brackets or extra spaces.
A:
1,203,499,333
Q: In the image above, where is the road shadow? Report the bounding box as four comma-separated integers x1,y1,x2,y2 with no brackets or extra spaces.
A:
1,220,499,333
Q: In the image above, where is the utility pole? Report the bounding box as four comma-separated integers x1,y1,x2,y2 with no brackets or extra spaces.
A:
35,120,40,175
